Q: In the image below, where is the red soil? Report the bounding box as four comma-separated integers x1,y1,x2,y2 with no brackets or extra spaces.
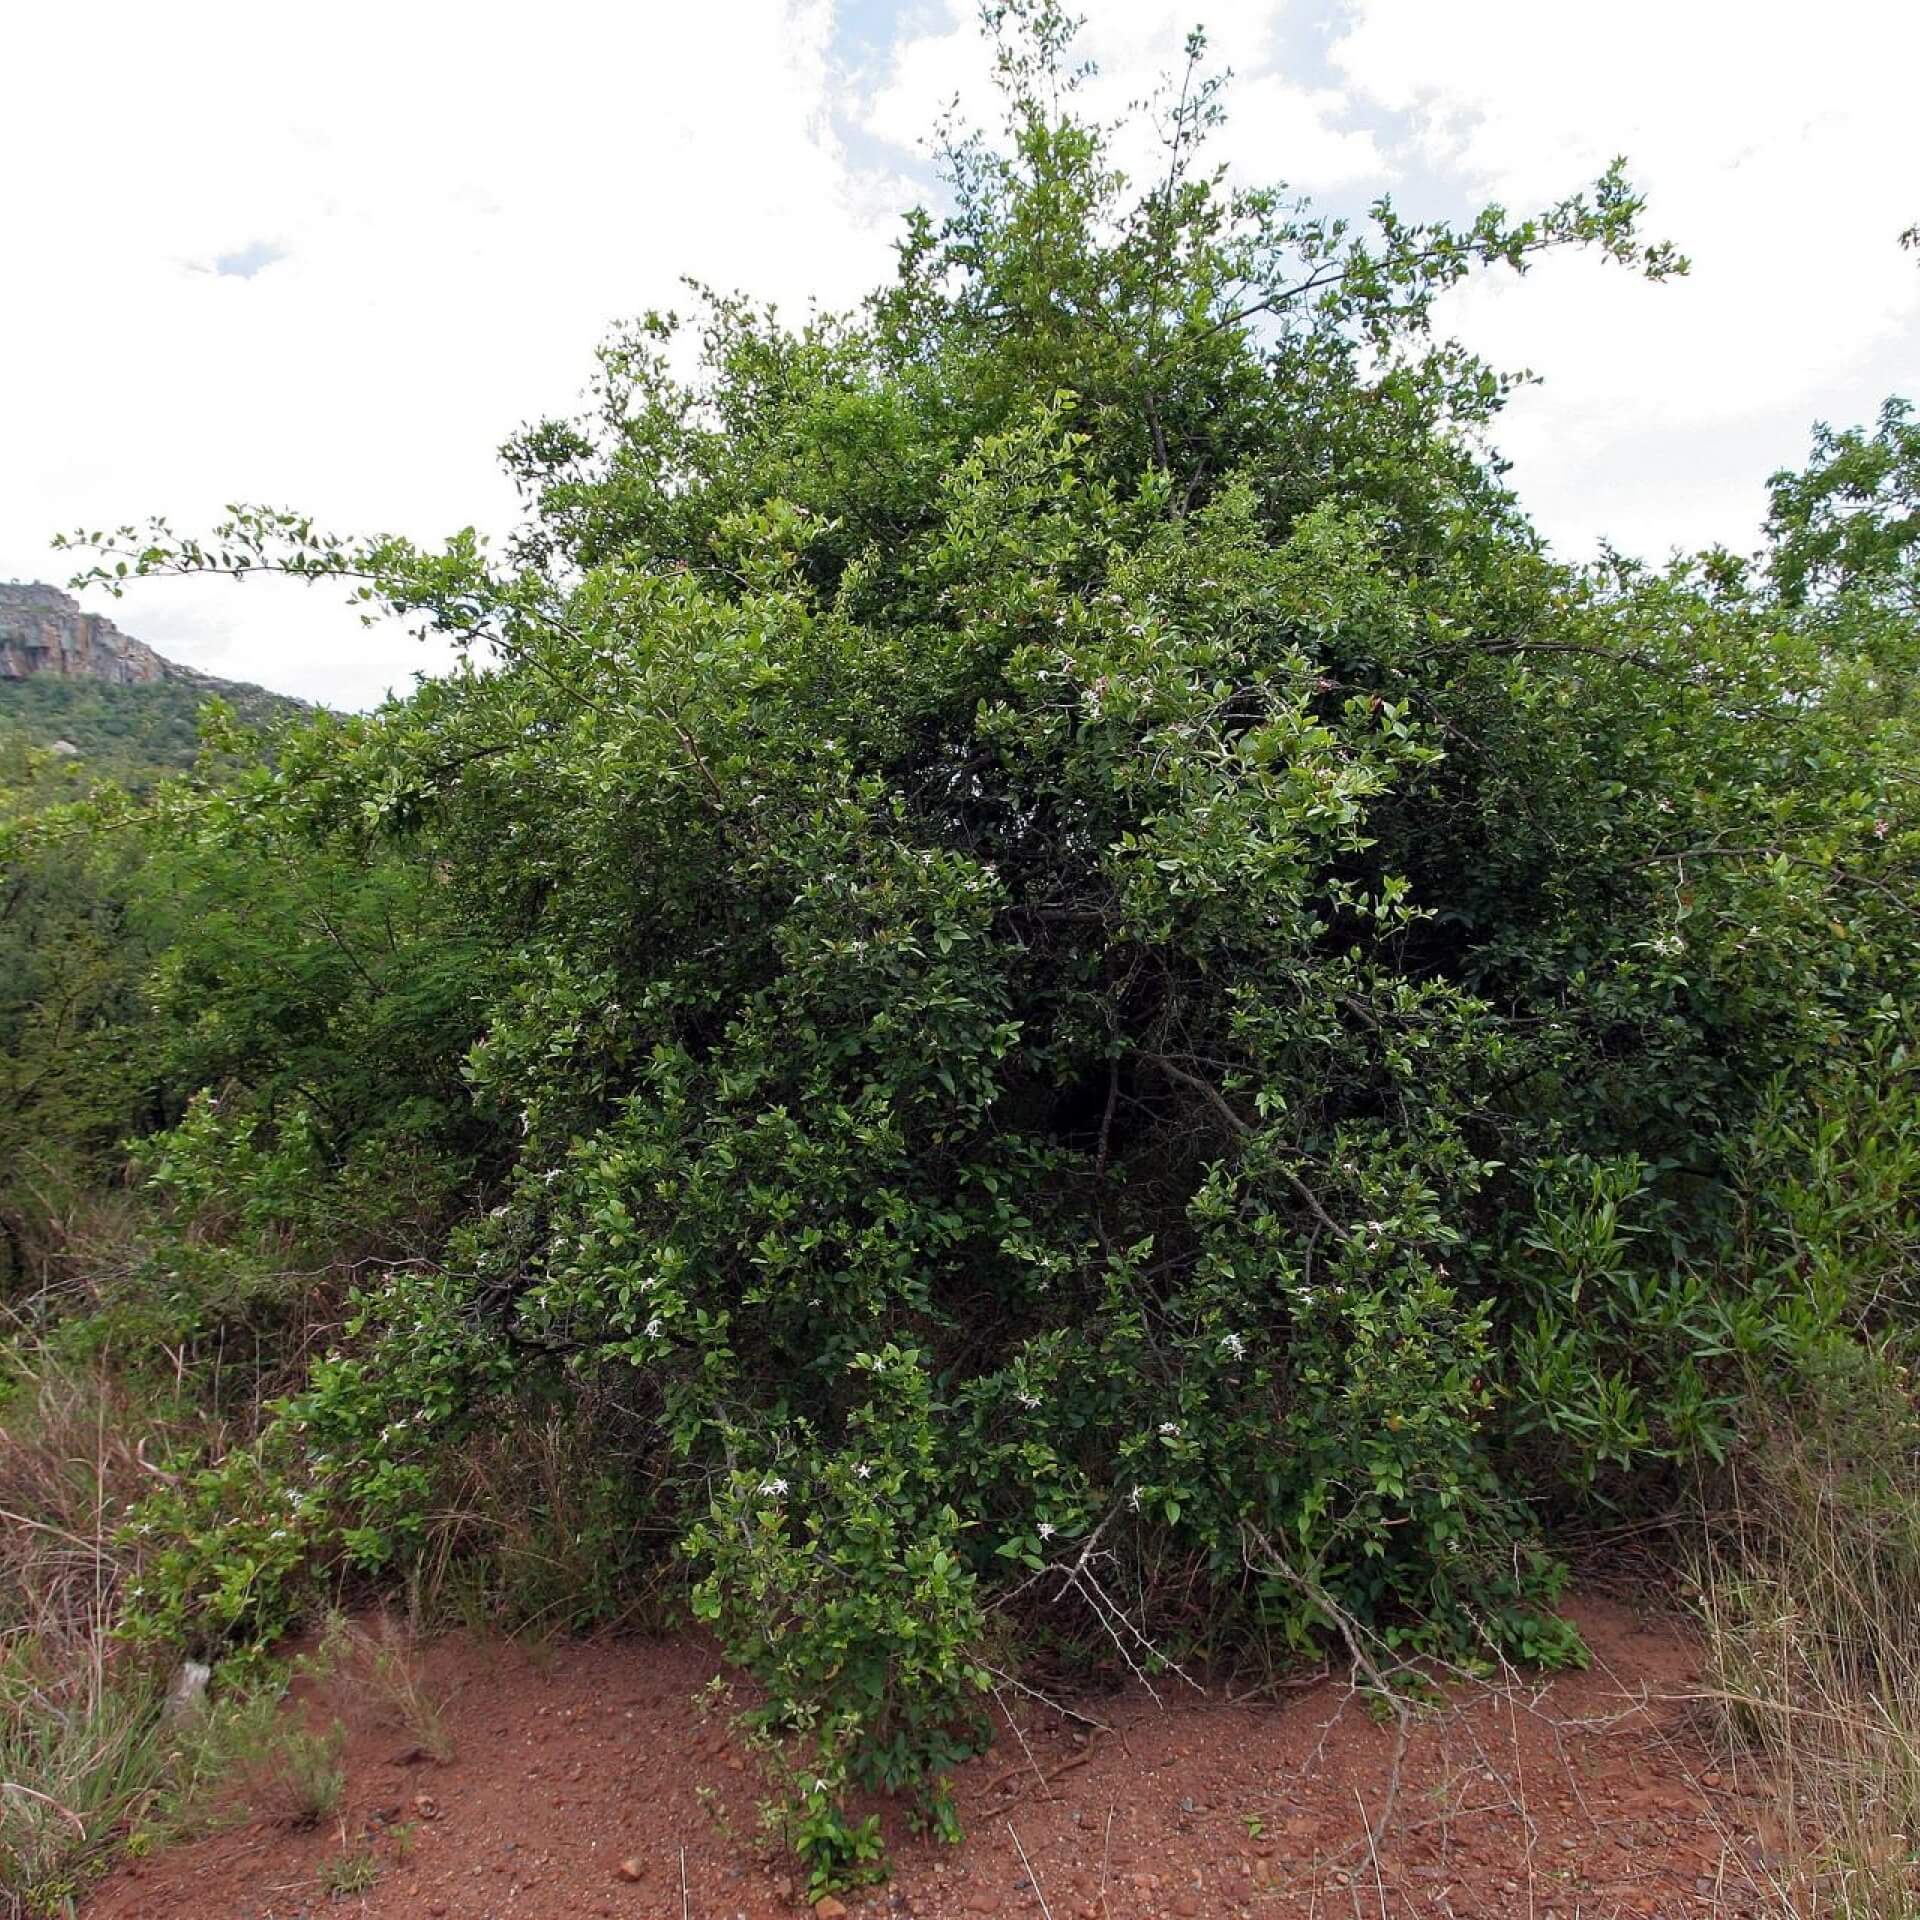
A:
86,1594,1792,1920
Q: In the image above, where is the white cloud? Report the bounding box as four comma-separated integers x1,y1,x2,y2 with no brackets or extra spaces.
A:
4,1,1914,709
1202,69,1388,193
861,0,1386,191
859,0,1917,566
1330,0,1920,560
1,0,891,707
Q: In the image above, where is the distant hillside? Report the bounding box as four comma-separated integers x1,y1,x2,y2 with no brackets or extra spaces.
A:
0,583,311,775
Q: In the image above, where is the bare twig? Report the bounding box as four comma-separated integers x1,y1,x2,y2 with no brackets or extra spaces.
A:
979,1659,1112,1734
1244,1525,1415,1846
1007,1820,1055,1920
1099,1804,1114,1920
988,1683,1052,1802
1354,1785,1388,1920
1143,1054,1350,1240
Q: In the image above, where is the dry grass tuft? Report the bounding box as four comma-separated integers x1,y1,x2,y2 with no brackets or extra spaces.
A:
1,1351,174,1915
0,1337,250,1915
1695,1365,1920,1918
232,1718,347,1831
315,1612,455,1765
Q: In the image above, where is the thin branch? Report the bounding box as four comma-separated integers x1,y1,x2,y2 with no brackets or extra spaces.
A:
1007,1821,1055,1920
1141,1053,1350,1241
1635,843,1912,910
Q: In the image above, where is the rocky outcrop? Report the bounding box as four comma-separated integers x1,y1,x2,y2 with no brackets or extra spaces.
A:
0,583,204,688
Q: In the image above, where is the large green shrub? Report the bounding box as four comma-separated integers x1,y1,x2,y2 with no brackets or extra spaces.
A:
21,2,1917,1871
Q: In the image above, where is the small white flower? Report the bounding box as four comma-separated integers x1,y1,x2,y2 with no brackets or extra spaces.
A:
644,1316,664,1338
1158,1421,1180,1437
1037,1521,1056,1540
854,1463,873,1480
1875,818,1891,839
759,1476,789,1497
1220,1332,1246,1359
1016,1389,1042,1409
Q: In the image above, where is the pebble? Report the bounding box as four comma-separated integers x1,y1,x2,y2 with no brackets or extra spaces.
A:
616,1858,646,1883
814,1899,850,1920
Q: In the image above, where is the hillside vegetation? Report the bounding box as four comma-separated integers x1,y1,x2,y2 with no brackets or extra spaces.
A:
4,8,1918,1908
0,672,308,783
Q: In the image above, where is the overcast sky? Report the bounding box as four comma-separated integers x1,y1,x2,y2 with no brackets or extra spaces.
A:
3,0,1914,709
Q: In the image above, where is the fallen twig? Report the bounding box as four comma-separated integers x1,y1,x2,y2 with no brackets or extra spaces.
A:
982,1736,1100,1804
1099,1803,1114,1920
1007,1819,1054,1920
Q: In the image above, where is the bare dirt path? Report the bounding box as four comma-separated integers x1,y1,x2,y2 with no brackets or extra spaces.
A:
86,1595,1789,1920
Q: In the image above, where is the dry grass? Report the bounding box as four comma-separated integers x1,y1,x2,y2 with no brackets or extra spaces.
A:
0,1335,375,1913
232,1718,347,1830
0,1335,269,1915
314,1612,454,1765
410,1403,670,1637
0,1350,178,1915
1694,1374,1920,1918
0,1307,645,1908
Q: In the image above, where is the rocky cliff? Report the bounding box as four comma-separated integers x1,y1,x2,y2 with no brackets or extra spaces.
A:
0,583,216,689
0,584,314,775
